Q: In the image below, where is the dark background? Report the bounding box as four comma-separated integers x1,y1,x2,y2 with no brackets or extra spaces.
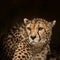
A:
0,0,60,59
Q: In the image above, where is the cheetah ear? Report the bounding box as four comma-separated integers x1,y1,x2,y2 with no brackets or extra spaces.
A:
24,18,31,25
49,20,56,27
51,20,56,27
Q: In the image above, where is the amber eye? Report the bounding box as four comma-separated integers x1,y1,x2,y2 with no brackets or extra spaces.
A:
27,27,31,30
38,27,43,31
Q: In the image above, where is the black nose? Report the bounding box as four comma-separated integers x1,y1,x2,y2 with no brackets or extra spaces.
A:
30,36,36,40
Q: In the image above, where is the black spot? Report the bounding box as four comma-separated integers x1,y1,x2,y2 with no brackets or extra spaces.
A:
20,46,22,47
21,51,23,53
27,49,30,51
42,55,44,57
15,54,17,56
24,53,28,55
37,55,39,56
42,52,44,54
17,38,19,41
28,52,30,55
18,49,20,51
9,43,12,45
18,56,20,58
21,37,23,39
19,53,21,54
22,55,25,58
23,50,25,51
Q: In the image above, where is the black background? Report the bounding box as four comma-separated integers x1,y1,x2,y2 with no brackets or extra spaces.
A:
0,0,60,59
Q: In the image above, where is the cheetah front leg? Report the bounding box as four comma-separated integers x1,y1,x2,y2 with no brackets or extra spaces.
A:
32,45,50,60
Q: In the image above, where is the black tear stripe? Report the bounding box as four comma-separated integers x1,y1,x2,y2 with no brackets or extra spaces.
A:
38,31,41,41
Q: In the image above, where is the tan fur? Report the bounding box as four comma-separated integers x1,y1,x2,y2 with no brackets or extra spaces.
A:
12,18,56,60
2,18,56,60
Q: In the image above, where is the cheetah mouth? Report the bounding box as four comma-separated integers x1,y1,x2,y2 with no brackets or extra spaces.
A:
29,40,40,45
29,36,40,43
29,41,41,48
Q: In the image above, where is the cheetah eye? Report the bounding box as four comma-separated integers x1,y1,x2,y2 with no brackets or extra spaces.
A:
27,27,31,30
38,27,43,31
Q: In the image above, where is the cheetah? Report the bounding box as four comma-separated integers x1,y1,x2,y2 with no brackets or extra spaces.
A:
1,18,56,60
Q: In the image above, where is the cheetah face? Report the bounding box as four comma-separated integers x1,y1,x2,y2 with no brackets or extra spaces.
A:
24,18,56,45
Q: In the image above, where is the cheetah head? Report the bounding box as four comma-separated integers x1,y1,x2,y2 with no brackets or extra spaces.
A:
24,18,56,45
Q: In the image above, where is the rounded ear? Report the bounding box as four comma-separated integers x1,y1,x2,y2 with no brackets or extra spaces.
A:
24,18,30,25
52,20,56,27
49,20,56,28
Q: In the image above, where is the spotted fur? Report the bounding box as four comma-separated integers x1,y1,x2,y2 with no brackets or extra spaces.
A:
2,18,56,60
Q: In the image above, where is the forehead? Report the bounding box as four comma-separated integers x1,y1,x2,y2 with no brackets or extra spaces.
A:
27,20,48,28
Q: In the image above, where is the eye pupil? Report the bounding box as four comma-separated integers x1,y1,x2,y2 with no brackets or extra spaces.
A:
38,27,43,30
